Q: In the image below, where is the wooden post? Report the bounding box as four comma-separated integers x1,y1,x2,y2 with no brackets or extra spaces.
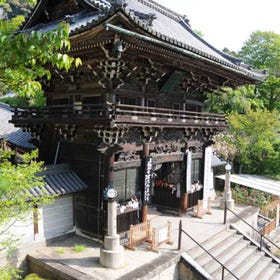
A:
108,153,114,186
142,142,149,222
180,192,188,216
206,196,212,215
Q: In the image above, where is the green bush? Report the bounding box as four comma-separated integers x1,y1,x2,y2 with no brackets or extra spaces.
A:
73,244,86,253
24,273,46,280
232,186,272,207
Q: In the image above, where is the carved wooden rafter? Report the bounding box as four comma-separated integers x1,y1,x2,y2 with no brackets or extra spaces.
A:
55,124,77,142
133,58,166,89
141,127,162,142
93,126,129,145
116,150,140,162
184,127,221,142
95,36,130,90
23,124,45,141
180,72,223,94
154,141,183,154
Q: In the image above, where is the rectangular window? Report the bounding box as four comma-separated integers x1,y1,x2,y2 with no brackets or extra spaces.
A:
114,168,139,201
191,158,203,184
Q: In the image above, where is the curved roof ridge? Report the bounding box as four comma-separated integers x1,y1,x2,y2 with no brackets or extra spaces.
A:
178,17,242,65
85,0,111,10
133,0,182,22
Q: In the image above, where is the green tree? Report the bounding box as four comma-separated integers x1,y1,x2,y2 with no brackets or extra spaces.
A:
238,31,280,74
226,110,280,175
0,18,81,98
205,85,263,114
238,31,280,112
0,148,53,280
0,1,81,277
256,75,280,111
0,0,34,19
222,47,238,58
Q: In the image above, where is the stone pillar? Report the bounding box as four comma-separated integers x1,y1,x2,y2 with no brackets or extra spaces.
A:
100,154,125,269
219,163,235,210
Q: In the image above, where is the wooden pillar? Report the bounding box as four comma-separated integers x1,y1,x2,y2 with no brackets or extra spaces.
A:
180,193,188,216
142,142,149,222
180,152,190,216
107,153,115,186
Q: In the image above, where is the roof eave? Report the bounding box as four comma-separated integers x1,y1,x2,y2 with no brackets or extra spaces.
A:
104,22,264,83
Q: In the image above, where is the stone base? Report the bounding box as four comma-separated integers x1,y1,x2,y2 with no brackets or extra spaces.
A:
104,235,121,250
219,198,235,210
99,245,125,269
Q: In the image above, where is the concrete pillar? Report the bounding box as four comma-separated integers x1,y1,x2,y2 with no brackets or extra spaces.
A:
107,199,117,237
220,163,234,210
100,154,125,269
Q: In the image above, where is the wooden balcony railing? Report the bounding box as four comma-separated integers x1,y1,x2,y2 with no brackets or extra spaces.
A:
11,103,226,128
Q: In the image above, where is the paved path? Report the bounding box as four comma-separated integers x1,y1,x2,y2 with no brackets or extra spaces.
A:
29,202,248,280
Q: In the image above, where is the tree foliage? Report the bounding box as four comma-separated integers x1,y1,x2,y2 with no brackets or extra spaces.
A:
0,148,53,280
225,110,280,175
0,0,34,19
206,85,263,114
256,74,280,111
0,2,81,277
210,31,280,177
0,149,50,227
0,19,81,98
238,31,280,74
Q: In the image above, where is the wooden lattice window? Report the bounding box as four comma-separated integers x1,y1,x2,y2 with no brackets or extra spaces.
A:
114,168,140,201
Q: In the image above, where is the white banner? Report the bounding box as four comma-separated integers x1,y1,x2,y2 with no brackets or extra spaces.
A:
186,151,192,193
203,146,213,209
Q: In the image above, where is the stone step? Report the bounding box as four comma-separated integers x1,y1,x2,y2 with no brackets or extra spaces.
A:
212,245,257,279
224,251,265,279
205,238,249,274
256,263,280,280
269,267,280,280
196,234,244,267
241,255,273,280
187,229,236,259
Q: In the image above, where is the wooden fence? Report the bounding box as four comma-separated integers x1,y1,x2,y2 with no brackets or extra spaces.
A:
148,221,173,253
125,220,151,250
193,197,212,219
262,219,276,236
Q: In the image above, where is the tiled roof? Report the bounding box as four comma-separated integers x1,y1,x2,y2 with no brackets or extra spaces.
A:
0,103,35,150
23,0,266,81
29,164,87,197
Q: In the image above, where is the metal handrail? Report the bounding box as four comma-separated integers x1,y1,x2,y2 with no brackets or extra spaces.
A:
224,205,280,252
177,220,238,280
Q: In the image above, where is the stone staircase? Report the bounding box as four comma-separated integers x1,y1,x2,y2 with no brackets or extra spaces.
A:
186,228,280,280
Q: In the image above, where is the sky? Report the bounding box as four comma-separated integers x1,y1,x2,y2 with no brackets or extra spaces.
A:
155,0,280,52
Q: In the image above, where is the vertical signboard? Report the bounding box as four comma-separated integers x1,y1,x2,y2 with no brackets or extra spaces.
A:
203,146,213,209
185,151,192,193
143,157,153,204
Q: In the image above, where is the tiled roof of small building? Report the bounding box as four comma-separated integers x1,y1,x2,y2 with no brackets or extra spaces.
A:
0,103,35,150
29,164,87,197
